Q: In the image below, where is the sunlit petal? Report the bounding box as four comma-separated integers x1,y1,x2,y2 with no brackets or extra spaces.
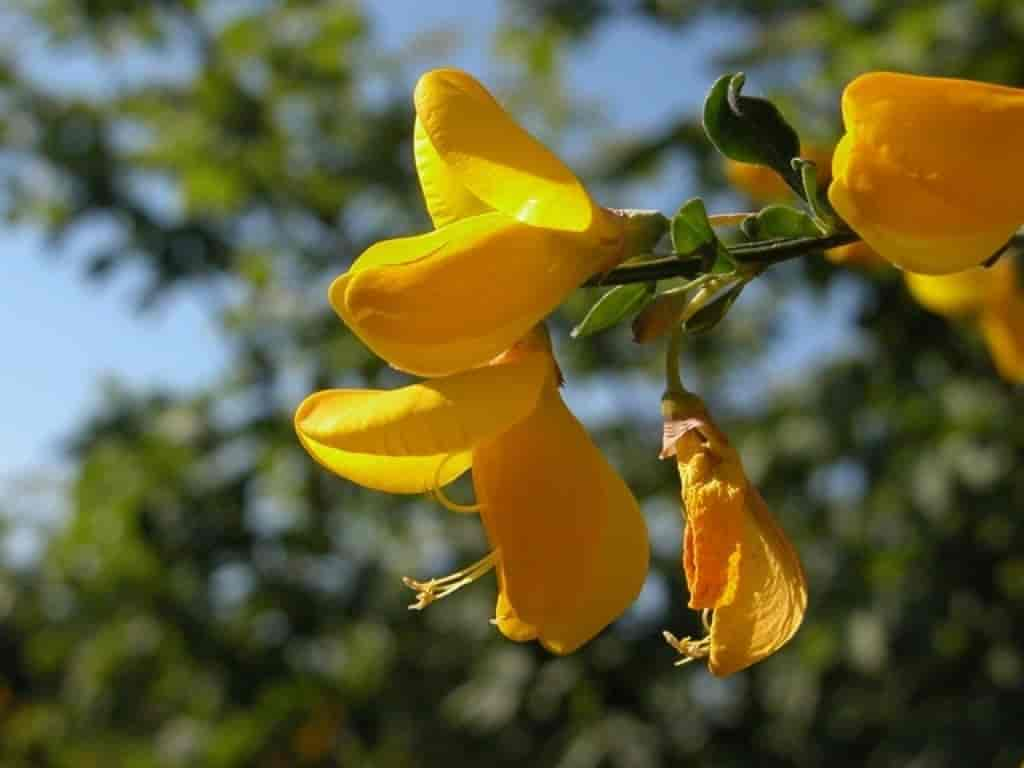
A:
296,427,471,495
294,351,549,458
415,68,617,239
413,117,491,228
707,484,808,677
334,213,608,376
474,383,649,654
980,295,1024,383
905,257,1016,316
829,73,1024,274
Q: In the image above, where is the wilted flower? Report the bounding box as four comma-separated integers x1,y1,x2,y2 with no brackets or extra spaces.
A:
660,394,806,676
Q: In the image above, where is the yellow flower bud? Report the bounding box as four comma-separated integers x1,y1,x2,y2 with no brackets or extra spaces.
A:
829,72,1024,275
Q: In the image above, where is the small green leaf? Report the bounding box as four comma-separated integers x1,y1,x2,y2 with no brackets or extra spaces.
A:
704,73,801,190
671,198,732,269
793,158,836,233
741,205,822,240
571,284,652,338
684,283,745,335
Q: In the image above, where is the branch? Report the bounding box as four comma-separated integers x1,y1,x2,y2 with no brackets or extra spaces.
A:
596,230,861,285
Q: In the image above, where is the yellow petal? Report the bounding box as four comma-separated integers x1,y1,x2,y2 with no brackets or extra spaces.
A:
724,145,833,204
676,430,745,610
981,295,1024,383
413,117,491,228
708,484,808,677
294,351,550,457
414,68,619,241
493,592,538,643
334,212,610,377
474,383,649,654
829,73,1024,274
672,416,806,676
824,241,886,269
296,429,471,495
905,257,1016,317
294,336,554,494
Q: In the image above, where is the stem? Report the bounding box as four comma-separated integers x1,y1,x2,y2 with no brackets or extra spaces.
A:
596,230,860,286
665,326,685,394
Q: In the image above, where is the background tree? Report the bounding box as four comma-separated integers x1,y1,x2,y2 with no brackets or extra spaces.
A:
1,2,1022,766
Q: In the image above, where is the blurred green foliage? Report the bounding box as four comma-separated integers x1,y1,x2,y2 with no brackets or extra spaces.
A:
2,1,1023,766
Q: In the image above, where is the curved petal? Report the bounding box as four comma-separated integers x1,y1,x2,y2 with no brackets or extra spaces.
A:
297,427,472,495
414,68,618,241
676,430,745,610
981,296,1024,383
475,383,649,654
829,152,1019,275
294,351,550,458
905,258,1013,317
334,213,610,377
707,484,807,677
414,117,490,228
829,73,1024,274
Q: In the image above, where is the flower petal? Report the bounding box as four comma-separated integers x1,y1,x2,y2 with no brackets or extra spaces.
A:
980,295,1024,383
414,117,490,228
905,257,1016,317
707,484,807,677
296,429,471,495
671,415,806,676
294,351,550,458
676,430,746,610
829,73,1024,274
414,68,617,240
474,383,649,654
334,212,609,377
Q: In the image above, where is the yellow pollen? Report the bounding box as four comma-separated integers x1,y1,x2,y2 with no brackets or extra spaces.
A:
402,550,498,611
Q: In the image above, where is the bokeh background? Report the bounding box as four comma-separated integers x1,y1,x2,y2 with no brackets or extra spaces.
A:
2,1,1023,766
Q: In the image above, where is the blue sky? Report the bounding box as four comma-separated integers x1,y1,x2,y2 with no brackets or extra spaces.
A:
1,3,737,479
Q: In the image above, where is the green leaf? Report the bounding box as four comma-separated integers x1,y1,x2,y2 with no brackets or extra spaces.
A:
671,198,732,269
684,283,745,335
741,205,822,240
793,158,837,232
571,284,653,338
703,73,801,189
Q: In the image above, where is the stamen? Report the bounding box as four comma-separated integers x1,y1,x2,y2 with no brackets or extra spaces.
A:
663,610,715,666
431,454,482,514
402,550,498,611
662,630,711,667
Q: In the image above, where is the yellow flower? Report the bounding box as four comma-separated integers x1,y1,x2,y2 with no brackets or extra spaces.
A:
294,327,649,654
724,145,834,205
980,294,1024,383
660,398,806,676
829,72,1024,275
332,68,629,377
905,256,1024,382
823,241,887,270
